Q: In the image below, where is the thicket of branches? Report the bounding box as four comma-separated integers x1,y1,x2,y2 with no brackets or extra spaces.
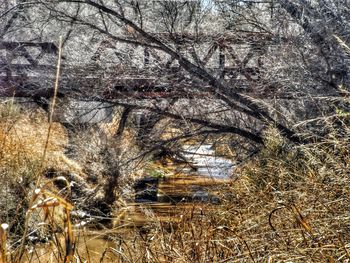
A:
0,2,350,261
0,0,349,213
1,1,349,145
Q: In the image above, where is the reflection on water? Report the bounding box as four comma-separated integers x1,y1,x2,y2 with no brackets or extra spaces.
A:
130,143,233,222
21,230,130,263
21,144,234,262
182,144,234,178
133,144,233,205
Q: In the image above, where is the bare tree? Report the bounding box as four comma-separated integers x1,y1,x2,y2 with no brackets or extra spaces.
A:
23,0,309,142
1,0,349,212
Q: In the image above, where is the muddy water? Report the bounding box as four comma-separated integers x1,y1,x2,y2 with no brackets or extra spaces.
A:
123,144,233,226
21,232,116,263
156,144,232,204
21,144,234,262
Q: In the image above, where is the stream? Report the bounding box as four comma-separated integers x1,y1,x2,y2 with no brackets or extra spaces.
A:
182,144,234,179
127,144,234,226
22,144,234,262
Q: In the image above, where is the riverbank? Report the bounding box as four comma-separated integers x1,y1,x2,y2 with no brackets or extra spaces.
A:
1,103,350,262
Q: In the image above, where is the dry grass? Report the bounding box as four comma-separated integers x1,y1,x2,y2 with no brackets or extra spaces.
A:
33,124,346,263
1,97,350,262
0,101,77,260
0,107,67,167
97,125,350,262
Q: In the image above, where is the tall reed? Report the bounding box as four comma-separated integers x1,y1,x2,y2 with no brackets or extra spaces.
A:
16,36,65,262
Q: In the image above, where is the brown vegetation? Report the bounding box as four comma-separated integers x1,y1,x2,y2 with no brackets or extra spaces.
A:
1,105,349,262
0,1,349,261
98,126,350,262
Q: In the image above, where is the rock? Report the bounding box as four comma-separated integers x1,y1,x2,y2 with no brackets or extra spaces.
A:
134,177,159,203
